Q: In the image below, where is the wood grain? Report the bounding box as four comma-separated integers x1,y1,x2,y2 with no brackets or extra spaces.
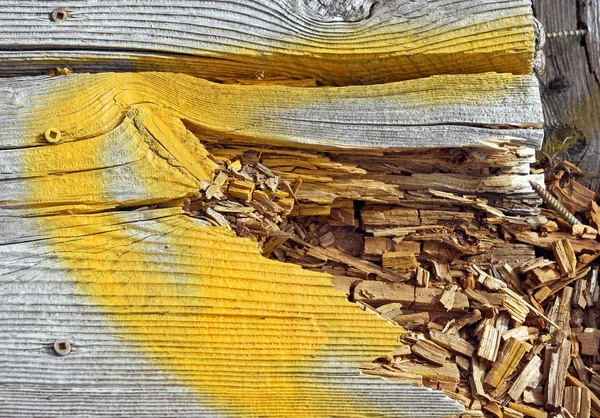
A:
533,0,600,193
0,0,536,85
0,71,468,415
0,72,544,157
0,209,463,417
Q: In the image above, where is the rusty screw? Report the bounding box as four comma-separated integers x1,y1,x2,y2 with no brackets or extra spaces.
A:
546,29,587,39
529,180,582,226
50,8,68,22
53,339,72,356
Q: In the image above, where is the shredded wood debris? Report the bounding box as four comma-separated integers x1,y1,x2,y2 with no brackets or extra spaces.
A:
188,142,600,418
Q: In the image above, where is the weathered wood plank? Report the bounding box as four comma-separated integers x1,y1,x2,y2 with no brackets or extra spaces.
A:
0,208,463,417
0,0,536,85
0,72,544,159
533,0,600,193
0,67,476,415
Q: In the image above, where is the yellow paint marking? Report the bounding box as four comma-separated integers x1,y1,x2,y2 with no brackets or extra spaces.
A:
19,75,466,417
19,72,537,153
35,209,403,416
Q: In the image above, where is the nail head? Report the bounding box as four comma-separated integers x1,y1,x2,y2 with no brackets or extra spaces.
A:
44,128,61,144
50,8,68,22
53,339,72,356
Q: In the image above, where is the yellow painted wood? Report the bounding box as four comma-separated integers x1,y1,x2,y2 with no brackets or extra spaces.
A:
0,73,467,416
38,208,406,416
0,0,536,85
8,72,543,157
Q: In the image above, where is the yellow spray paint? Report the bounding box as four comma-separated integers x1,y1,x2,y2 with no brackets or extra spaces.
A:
21,74,415,416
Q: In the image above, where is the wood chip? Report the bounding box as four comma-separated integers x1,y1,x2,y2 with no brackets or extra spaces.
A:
546,339,572,409
509,355,543,401
478,325,501,363
485,338,532,388
411,339,450,366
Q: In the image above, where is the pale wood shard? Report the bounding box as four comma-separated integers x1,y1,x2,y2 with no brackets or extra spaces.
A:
504,406,526,418
416,267,431,288
566,375,600,418
353,281,469,312
523,390,546,407
429,329,475,358
555,287,574,339
455,309,483,332
509,355,543,401
392,312,430,329
552,239,578,278
478,325,502,363
471,358,489,400
411,339,450,366
546,339,573,409
564,387,592,418
484,338,532,388
483,402,503,417
573,356,590,386
394,361,461,392
502,326,532,342
438,284,459,311
512,231,600,254
577,329,600,357
549,179,598,215
0,0,536,85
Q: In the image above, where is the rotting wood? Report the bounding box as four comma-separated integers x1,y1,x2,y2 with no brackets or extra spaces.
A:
411,339,450,366
564,387,592,418
0,6,599,417
508,402,549,418
478,325,502,364
429,329,475,358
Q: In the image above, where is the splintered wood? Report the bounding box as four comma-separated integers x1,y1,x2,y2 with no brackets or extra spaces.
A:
200,152,600,418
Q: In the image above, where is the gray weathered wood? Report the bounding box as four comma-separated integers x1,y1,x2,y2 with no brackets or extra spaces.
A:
0,0,536,85
0,72,545,155
533,0,600,193
0,209,464,417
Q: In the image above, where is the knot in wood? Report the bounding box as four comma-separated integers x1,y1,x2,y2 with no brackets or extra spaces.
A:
53,339,72,356
302,0,375,22
50,8,68,22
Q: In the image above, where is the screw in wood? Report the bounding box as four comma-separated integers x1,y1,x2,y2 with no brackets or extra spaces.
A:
50,8,68,22
546,29,587,39
44,128,61,144
529,180,582,226
53,339,72,356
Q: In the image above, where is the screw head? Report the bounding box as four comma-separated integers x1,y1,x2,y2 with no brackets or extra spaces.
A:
53,339,72,356
44,128,61,144
50,8,68,22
